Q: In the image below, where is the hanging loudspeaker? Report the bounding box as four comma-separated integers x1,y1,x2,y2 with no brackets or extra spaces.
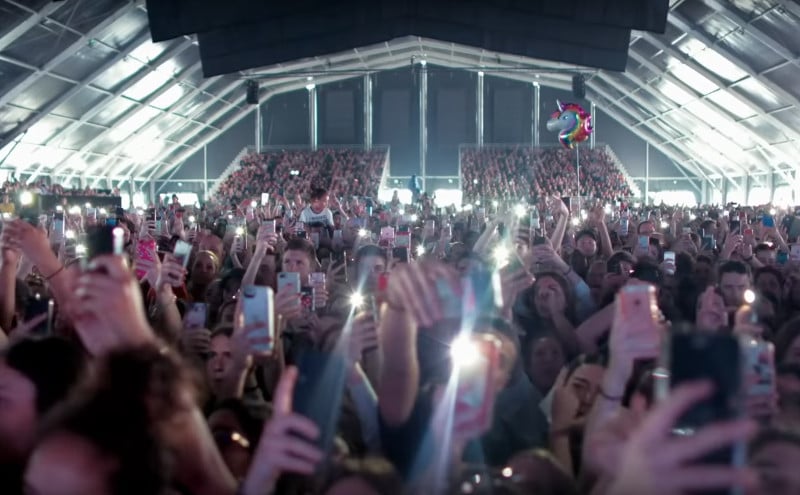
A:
246,80,259,105
572,74,586,99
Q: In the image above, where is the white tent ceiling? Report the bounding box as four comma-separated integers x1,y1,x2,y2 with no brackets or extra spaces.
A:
0,0,798,190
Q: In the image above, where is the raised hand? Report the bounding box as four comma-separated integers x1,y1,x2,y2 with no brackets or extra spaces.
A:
239,367,323,495
73,255,154,355
608,382,757,495
384,261,455,328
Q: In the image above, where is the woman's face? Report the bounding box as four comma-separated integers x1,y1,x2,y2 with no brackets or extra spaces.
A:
26,432,114,495
566,363,605,417
0,360,36,463
192,253,217,285
527,337,566,394
533,277,565,317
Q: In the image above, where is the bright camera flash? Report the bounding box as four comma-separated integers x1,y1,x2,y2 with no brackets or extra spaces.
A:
744,289,756,304
69,206,81,215
463,204,473,212
359,228,369,238
514,204,526,218
660,221,669,229
188,215,196,223
350,293,365,308
75,244,86,255
475,200,481,206
571,217,580,226
65,230,76,240
19,191,33,206
604,204,611,214
55,205,63,212
235,227,244,236
410,214,418,222
492,245,510,267
580,210,588,220
227,214,233,220
251,201,257,208
690,214,697,220
450,335,480,368
85,203,92,209
416,245,426,257
492,200,499,207
99,208,108,216
770,208,777,215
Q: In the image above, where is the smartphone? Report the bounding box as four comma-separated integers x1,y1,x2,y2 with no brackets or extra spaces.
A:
183,303,207,330
263,220,276,235
309,272,326,288
85,225,124,263
701,235,716,251
664,251,676,264
741,336,775,401
333,229,342,242
277,272,301,294
172,239,192,269
296,230,308,239
659,331,744,469
398,224,410,234
292,349,347,455
682,227,692,235
435,278,462,321
453,333,503,439
51,212,65,244
295,221,305,233
392,247,410,263
777,251,789,265
743,228,754,237
791,245,800,262
762,215,775,228
240,285,275,354
134,238,158,280
24,293,52,337
300,286,315,313
729,219,741,234
395,232,411,248
310,232,320,249
615,284,661,357
637,235,650,251
380,226,395,244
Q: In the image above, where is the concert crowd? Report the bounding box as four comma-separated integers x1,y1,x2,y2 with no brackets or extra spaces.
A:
0,161,799,495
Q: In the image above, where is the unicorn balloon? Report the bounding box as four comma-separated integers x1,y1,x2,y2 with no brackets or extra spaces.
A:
546,100,593,149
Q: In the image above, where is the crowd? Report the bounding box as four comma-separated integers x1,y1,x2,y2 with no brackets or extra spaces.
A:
1,176,800,495
460,146,634,203
1,180,120,197
215,149,388,206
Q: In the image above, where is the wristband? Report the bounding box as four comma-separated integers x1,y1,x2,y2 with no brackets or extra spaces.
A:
599,388,624,402
44,265,65,281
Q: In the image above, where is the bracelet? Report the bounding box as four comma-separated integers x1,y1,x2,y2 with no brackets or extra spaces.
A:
599,388,624,402
44,265,65,281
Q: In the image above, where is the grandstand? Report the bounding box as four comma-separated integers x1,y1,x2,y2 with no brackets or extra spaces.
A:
0,0,798,207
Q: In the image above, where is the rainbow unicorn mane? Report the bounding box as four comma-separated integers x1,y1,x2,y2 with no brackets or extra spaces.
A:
545,100,593,149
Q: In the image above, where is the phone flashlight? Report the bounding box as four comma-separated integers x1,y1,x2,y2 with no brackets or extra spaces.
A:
188,215,196,223
56,205,63,212
350,292,365,308
359,229,369,238
85,203,92,209
416,245,426,257
19,191,33,206
514,204,526,218
99,208,108,216
235,227,244,236
571,217,580,226
450,335,480,368
65,230,76,240
492,245,510,267
69,206,81,215
75,244,86,256
744,289,756,304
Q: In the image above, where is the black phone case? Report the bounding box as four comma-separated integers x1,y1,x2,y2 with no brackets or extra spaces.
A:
292,350,347,456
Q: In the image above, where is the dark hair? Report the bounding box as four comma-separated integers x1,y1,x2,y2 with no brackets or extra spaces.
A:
355,244,387,267
636,220,654,234
564,352,608,381
674,251,694,278
530,271,576,322
208,398,265,452
718,260,750,279
3,337,87,415
322,457,403,495
632,261,663,288
220,268,246,294
210,325,234,340
284,238,318,265
776,362,800,381
755,266,784,289
606,251,635,274
37,345,190,495
310,187,328,201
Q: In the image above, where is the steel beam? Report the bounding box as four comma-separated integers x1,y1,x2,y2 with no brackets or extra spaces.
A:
0,1,67,53
44,40,197,178
0,1,139,114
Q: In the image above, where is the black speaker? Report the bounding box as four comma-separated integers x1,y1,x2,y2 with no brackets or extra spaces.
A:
246,80,259,105
572,74,586,99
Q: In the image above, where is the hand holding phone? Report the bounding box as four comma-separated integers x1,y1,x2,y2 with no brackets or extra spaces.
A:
451,333,502,440
611,282,662,363
236,285,275,355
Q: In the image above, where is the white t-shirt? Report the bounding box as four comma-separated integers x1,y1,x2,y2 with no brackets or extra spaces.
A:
299,206,334,227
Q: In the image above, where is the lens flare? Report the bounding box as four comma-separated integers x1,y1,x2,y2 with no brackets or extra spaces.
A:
450,335,480,368
19,191,33,206
350,292,365,308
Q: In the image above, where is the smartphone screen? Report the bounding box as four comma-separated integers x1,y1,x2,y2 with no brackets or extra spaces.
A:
395,233,411,248
729,219,741,233
263,220,276,235
241,285,275,354
664,251,675,263
277,272,301,294
790,245,800,262
292,349,347,455
615,284,660,357
762,215,775,228
638,235,650,251
453,334,502,439
172,240,192,269
183,303,207,329
300,286,315,314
